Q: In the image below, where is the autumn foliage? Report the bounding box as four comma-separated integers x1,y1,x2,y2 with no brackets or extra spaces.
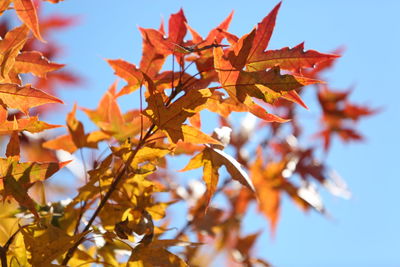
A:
0,1,375,266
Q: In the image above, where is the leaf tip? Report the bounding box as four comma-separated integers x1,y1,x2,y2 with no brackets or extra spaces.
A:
59,160,73,169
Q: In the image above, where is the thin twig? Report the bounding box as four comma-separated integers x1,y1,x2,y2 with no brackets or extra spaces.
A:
0,228,22,267
139,84,144,142
0,246,7,267
62,125,156,265
171,53,175,95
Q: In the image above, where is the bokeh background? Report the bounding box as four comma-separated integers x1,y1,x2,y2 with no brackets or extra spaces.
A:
37,1,399,266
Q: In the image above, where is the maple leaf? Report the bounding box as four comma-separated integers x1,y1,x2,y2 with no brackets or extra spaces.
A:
21,224,87,265
6,126,20,160
247,2,281,63
316,86,377,150
303,47,344,79
0,1,11,16
182,143,254,211
182,12,234,92
0,158,70,184
112,143,171,169
43,104,109,153
13,0,45,42
39,13,78,34
205,11,234,44
13,51,64,78
128,244,188,266
214,36,321,101
0,25,29,82
82,82,148,141
250,148,315,234
246,43,340,72
2,167,39,218
153,70,195,92
137,9,190,76
249,154,281,234
106,59,143,97
143,74,219,144
274,140,351,199
213,33,321,121
0,116,60,135
0,83,63,114
42,131,107,154
139,27,167,77
127,237,200,267
168,9,187,46
243,3,338,73
236,232,259,254
0,158,69,217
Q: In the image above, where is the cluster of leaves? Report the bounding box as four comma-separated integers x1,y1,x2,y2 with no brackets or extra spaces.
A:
0,1,375,266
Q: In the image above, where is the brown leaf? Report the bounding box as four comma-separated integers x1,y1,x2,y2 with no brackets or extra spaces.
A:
6,128,20,160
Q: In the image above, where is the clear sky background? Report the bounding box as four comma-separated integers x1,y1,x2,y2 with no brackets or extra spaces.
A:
38,1,399,266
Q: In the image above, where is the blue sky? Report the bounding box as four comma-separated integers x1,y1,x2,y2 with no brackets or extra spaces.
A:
40,1,400,266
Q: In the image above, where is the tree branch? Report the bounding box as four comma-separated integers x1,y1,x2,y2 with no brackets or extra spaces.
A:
62,125,155,265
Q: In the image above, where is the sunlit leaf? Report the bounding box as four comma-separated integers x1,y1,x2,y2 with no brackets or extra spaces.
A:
0,83,63,114
13,0,45,42
246,43,339,72
13,51,64,78
106,59,143,96
0,25,29,81
0,116,61,135
21,224,87,265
